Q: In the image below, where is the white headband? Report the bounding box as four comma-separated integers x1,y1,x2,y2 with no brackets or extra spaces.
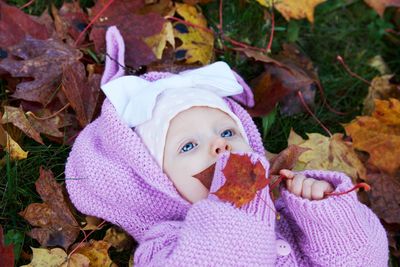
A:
101,61,243,128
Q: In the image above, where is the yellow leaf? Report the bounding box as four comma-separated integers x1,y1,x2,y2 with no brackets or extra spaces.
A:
73,240,116,267
345,98,400,175
288,129,367,181
0,124,28,160
256,0,326,23
174,3,214,65
21,247,67,267
144,21,175,60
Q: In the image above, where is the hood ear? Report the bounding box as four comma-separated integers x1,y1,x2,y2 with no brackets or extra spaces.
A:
230,71,255,108
101,26,126,86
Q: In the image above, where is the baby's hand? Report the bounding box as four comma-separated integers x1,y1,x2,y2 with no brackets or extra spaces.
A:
280,169,334,200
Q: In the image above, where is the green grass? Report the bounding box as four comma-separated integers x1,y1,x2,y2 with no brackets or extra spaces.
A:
1,0,399,265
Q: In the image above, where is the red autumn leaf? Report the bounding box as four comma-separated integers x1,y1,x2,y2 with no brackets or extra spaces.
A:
194,163,216,190
0,37,82,105
89,0,165,68
0,1,49,47
61,61,102,127
214,154,269,207
0,225,15,267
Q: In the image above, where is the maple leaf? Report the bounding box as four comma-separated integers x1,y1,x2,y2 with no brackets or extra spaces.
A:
173,3,215,65
364,0,400,17
71,240,116,267
89,0,165,68
365,172,400,224
143,21,175,60
363,75,400,115
214,154,269,208
246,44,318,117
0,37,82,105
19,167,80,250
288,129,367,182
256,0,326,23
61,61,102,127
0,1,49,47
345,98,400,175
0,225,14,267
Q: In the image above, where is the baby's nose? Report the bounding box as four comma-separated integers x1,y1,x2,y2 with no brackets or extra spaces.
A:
211,138,232,156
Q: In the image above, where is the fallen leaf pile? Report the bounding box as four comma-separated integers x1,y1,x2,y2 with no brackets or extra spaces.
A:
1,0,399,265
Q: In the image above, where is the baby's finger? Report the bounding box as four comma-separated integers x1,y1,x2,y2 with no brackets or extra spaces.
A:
311,181,329,200
280,169,295,179
291,174,307,196
301,178,317,200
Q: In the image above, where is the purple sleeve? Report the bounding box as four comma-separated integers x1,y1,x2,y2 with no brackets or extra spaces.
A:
134,152,278,266
279,170,389,266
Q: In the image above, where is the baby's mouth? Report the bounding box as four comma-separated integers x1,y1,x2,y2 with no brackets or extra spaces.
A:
193,163,216,190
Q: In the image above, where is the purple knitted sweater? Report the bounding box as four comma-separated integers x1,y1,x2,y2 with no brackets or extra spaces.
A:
65,27,388,266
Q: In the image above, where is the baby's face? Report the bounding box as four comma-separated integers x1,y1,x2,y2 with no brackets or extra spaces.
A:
163,106,252,203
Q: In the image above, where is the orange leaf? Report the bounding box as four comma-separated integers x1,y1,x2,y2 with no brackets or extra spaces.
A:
215,154,269,208
344,98,400,175
364,0,400,17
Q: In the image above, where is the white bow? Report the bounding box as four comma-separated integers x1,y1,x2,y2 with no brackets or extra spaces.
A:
101,61,243,127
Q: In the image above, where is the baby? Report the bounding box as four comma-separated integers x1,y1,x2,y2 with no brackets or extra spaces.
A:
65,27,388,266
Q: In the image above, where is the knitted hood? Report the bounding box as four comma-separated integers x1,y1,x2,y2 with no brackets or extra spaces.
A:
65,26,265,243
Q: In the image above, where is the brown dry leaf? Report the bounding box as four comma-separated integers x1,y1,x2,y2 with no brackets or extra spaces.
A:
0,37,82,105
246,44,318,117
345,98,400,175
288,129,367,182
60,253,90,267
25,110,65,139
365,172,400,224
364,0,400,17
0,1,50,47
81,216,104,231
0,124,28,160
51,2,88,44
103,227,133,252
19,167,80,250
72,240,116,267
268,144,309,175
363,75,400,115
256,0,326,23
1,106,44,144
61,62,102,127
173,3,214,65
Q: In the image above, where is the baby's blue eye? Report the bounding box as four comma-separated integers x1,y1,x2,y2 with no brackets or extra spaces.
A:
180,142,197,153
221,129,234,138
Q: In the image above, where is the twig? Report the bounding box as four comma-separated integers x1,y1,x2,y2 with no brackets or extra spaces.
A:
20,0,35,9
315,80,348,115
67,220,107,258
27,103,70,121
325,182,370,197
297,90,332,137
75,0,115,46
336,55,371,85
266,10,274,53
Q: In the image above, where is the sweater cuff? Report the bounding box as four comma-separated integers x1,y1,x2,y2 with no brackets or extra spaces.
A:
279,170,379,254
